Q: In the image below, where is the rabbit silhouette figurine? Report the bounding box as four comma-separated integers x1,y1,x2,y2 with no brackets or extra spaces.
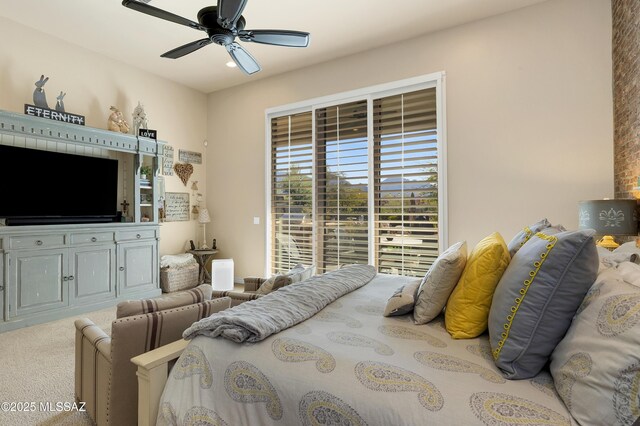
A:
55,92,66,112
33,75,49,108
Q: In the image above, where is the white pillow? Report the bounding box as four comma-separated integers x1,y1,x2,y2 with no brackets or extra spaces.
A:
288,264,315,283
413,241,467,324
617,261,640,288
550,266,640,425
600,251,640,271
614,241,640,254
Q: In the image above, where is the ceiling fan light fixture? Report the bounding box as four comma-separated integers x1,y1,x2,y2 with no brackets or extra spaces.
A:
225,61,237,68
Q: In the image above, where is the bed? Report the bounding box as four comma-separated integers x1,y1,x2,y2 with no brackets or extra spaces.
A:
151,273,573,426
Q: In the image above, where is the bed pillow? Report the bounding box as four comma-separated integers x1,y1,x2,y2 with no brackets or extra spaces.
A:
255,275,278,295
383,280,421,317
445,232,510,339
256,264,315,294
289,264,315,283
614,241,640,255
506,218,551,258
618,261,640,286
413,241,467,324
489,229,598,379
550,263,640,426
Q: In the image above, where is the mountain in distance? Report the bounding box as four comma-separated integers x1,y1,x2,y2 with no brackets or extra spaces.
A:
278,174,434,193
378,177,433,192
329,176,434,193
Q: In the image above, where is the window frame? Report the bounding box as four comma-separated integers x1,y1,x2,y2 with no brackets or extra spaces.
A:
265,72,447,277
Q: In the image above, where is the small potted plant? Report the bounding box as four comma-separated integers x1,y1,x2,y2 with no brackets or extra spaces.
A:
140,165,152,180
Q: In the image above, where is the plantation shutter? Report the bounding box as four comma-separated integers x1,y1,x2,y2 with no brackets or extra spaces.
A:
373,88,439,276
316,100,370,273
270,112,314,275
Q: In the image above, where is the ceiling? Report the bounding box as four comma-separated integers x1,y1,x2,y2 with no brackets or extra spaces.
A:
0,0,547,94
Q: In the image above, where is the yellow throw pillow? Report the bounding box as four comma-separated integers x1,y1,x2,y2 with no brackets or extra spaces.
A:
445,232,510,339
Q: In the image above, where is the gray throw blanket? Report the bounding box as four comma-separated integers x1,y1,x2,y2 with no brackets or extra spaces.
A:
183,264,376,343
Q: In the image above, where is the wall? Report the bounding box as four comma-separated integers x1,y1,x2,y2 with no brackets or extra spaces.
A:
206,0,614,279
0,17,208,256
612,0,640,199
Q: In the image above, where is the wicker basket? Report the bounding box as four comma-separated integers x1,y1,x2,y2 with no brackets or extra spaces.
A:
160,263,199,293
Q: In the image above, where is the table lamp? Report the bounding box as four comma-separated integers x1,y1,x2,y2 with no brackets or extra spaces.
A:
578,199,638,249
198,208,211,249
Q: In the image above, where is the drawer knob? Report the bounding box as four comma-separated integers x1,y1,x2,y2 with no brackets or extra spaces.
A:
36,240,43,246
91,237,98,242
136,234,141,239
119,267,125,271
69,275,75,281
63,276,69,281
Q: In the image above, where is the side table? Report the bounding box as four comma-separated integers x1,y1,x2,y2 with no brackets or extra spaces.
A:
188,249,219,284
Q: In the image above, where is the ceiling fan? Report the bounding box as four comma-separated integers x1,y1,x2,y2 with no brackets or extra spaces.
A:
121,0,310,75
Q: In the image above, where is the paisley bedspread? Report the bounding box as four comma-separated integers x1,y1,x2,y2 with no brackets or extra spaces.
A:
158,274,575,426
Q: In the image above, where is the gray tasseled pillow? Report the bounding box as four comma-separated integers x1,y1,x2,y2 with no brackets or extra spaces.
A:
489,229,598,379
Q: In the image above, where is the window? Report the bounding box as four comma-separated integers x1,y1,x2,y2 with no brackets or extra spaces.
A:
373,89,439,276
267,74,445,277
316,101,370,273
270,112,314,274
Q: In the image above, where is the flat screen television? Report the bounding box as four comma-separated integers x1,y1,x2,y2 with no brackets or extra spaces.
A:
0,145,118,225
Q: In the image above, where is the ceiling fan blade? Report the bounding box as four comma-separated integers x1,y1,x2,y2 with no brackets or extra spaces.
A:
225,42,261,75
217,0,248,29
122,0,206,31
238,30,310,47
161,38,213,59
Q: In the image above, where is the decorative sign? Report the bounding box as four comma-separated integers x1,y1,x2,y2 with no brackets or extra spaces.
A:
173,163,194,186
179,149,202,164
24,104,85,126
164,192,190,222
162,145,174,176
139,128,157,139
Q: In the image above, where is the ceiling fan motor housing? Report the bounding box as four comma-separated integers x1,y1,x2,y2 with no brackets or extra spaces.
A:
198,6,245,45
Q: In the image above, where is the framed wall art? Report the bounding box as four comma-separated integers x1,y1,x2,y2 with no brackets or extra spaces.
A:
178,149,202,164
162,144,174,175
164,192,190,222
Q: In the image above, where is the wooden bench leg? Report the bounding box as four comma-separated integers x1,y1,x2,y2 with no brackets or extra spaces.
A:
132,339,189,426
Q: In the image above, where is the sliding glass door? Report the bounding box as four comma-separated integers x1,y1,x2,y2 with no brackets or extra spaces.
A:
268,75,445,277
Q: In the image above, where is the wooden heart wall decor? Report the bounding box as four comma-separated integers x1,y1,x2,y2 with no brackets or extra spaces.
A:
173,163,193,186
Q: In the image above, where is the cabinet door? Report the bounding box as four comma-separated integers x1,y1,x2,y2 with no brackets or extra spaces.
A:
69,245,116,303
8,249,68,318
0,254,4,321
118,241,157,296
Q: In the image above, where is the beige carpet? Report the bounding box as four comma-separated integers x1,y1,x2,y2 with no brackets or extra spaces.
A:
0,307,115,425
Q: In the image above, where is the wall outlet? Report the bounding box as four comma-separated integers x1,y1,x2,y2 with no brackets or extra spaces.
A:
253,216,260,225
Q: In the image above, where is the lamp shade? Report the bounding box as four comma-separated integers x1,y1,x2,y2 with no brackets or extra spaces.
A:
198,208,211,224
211,259,234,291
578,199,638,236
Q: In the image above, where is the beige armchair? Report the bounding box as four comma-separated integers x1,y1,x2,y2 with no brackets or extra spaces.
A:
74,285,231,426
206,277,266,307
239,265,315,296
243,277,267,292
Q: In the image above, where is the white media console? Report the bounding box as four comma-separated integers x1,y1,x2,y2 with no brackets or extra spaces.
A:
0,109,166,332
